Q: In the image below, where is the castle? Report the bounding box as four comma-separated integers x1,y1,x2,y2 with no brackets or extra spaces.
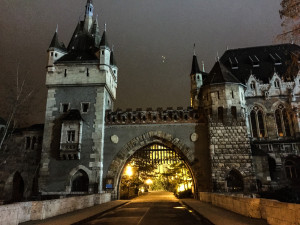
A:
0,0,299,202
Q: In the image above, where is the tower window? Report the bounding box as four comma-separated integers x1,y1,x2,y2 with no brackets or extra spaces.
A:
67,130,75,142
87,68,89,77
55,53,58,57
81,103,90,113
51,52,54,56
64,69,67,77
101,51,104,55
61,103,70,113
231,90,234,99
217,91,220,100
218,107,223,123
249,107,266,138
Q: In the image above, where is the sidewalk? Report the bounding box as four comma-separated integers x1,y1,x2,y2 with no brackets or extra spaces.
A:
21,200,128,225
181,199,268,225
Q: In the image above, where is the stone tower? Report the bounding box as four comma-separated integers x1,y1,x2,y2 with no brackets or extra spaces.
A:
199,61,256,192
39,0,118,196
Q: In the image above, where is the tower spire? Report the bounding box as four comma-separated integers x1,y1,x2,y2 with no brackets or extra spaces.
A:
84,0,94,31
193,43,196,56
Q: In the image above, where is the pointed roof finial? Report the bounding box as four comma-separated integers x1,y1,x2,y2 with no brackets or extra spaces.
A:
56,24,58,33
112,44,114,52
216,51,220,61
202,61,205,72
193,43,196,56
290,36,294,44
104,22,107,32
226,45,229,50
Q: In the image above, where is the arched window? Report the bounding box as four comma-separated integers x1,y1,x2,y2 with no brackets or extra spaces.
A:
249,106,266,138
71,170,89,192
226,170,244,192
275,105,292,137
268,157,276,181
285,160,297,179
12,172,24,202
250,111,258,138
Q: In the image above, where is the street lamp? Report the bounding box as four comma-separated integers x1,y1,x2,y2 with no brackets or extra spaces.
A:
125,165,133,176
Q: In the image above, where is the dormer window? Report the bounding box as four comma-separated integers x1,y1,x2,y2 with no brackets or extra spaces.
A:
249,55,259,67
229,57,238,69
269,53,281,65
51,52,54,57
101,50,104,55
55,53,58,57
274,79,280,88
250,81,256,90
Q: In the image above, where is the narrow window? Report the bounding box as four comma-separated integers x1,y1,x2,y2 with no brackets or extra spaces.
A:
101,50,104,55
274,79,280,88
250,111,258,138
231,106,237,119
250,81,256,90
55,53,58,57
81,103,89,113
64,69,67,77
86,68,89,77
285,161,297,179
31,137,36,150
51,52,54,56
62,103,69,113
67,130,75,142
275,109,283,137
283,109,291,137
217,91,220,100
257,110,265,137
26,137,31,149
218,107,223,123
231,90,234,99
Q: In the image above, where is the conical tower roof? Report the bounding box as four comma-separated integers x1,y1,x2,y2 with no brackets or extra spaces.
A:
49,30,66,50
190,55,201,75
204,61,240,85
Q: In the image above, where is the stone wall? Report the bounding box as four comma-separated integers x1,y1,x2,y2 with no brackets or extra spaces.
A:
208,121,256,191
199,192,300,225
0,193,111,225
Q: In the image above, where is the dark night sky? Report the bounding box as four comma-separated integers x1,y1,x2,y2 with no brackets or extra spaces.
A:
0,0,283,125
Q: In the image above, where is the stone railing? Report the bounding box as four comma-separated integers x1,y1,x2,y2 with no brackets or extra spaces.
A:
106,107,205,125
0,193,111,225
199,192,300,225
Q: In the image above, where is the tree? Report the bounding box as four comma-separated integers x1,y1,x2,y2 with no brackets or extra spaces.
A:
0,64,34,151
278,0,300,43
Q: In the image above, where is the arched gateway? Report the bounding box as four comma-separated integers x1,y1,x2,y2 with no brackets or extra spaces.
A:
105,130,208,199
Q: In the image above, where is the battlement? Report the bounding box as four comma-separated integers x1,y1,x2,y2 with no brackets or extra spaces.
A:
105,107,206,125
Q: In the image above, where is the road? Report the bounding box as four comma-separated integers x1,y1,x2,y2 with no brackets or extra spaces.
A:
80,191,209,225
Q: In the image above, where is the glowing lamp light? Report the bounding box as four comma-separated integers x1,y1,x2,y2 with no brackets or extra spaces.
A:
178,184,185,192
140,187,145,193
145,179,153,185
125,165,133,176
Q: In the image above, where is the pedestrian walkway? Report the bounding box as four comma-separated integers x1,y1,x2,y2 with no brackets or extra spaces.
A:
181,199,268,225
21,200,128,225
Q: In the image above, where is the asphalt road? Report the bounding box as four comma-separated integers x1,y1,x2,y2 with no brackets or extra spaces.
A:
80,191,209,225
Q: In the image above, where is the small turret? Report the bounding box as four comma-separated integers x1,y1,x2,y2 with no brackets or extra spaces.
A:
99,24,111,66
47,26,67,70
190,44,204,108
200,61,246,123
84,0,94,31
110,46,118,80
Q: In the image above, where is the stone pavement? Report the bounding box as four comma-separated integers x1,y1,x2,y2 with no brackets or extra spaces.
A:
21,200,128,225
181,199,268,225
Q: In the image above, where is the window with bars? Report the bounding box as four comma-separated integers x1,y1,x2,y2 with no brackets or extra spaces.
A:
67,130,75,142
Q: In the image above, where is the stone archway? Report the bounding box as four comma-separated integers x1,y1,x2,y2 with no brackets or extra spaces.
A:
106,131,197,199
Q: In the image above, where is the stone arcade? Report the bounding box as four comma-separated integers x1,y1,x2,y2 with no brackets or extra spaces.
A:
0,0,299,202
